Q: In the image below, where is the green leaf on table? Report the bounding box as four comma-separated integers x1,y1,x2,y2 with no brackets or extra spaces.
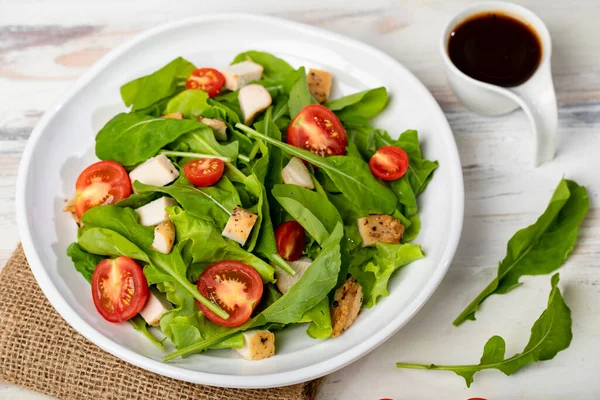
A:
350,242,424,307
121,57,195,112
95,112,203,166
326,87,388,121
453,179,589,326
169,206,275,283
66,242,103,283
397,274,572,387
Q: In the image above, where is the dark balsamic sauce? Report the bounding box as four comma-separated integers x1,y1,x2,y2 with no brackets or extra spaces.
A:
448,12,542,87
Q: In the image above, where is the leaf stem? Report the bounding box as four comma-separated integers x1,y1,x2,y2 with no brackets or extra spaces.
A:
271,253,296,276
248,141,261,160
238,154,251,163
163,329,241,361
160,150,231,162
453,279,498,326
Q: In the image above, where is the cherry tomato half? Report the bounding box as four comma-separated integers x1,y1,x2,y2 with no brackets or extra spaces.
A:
287,104,347,157
74,160,131,218
369,146,409,181
197,261,263,327
91,257,149,323
183,158,225,187
275,221,306,261
185,68,225,97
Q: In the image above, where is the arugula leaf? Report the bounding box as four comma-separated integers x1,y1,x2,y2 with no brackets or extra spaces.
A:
454,179,589,326
237,123,398,215
326,87,388,120
288,67,316,118
78,227,150,262
397,274,572,387
120,57,195,112
272,184,341,245
114,192,162,208
95,113,203,166
134,175,240,229
163,223,343,360
231,50,294,80
351,242,424,307
130,315,165,350
299,297,333,339
165,89,210,118
66,242,103,283
80,205,228,318
169,206,275,283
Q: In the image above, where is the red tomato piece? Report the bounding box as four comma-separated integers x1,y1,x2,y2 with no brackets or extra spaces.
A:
74,160,131,218
91,257,149,323
197,261,263,327
287,104,347,156
467,398,488,400
275,221,306,261
183,158,225,187
185,68,225,97
369,146,409,181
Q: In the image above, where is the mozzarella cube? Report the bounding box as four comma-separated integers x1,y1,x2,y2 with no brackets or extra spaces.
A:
140,289,172,326
135,197,177,226
152,220,176,254
276,256,312,294
221,206,258,246
239,84,272,125
281,157,314,189
357,214,404,247
222,61,264,91
198,116,227,141
129,154,179,191
234,330,275,360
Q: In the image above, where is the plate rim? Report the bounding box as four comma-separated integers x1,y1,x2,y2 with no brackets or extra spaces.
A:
16,12,464,388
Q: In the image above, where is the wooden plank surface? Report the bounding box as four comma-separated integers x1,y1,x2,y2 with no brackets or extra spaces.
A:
1,1,598,398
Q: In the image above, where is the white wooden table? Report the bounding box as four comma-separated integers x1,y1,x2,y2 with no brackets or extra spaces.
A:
1,1,599,398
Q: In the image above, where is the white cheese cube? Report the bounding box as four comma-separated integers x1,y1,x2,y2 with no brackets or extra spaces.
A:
234,330,275,360
221,206,258,246
222,61,264,91
135,197,177,226
281,157,314,189
152,220,175,254
276,256,312,294
140,289,172,326
129,154,179,192
239,84,272,125
198,116,227,141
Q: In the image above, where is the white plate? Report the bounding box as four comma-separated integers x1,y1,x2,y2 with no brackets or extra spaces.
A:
16,14,464,388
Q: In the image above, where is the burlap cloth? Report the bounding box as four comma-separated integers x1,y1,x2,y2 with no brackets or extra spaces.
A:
0,245,322,399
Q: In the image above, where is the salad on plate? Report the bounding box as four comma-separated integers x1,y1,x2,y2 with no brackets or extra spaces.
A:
64,50,438,361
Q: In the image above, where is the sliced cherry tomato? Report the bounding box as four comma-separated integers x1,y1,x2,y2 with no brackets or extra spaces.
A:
369,146,409,181
467,398,487,400
183,158,225,187
275,221,306,261
91,257,149,323
287,104,347,156
197,261,263,327
74,160,131,218
185,68,225,97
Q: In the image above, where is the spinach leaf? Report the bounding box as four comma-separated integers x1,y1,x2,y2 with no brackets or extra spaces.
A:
237,124,398,215
120,57,195,112
130,315,165,350
326,87,388,120
299,297,333,339
78,227,150,262
169,207,275,283
66,242,103,283
454,179,589,326
398,274,572,387
81,206,228,318
163,223,343,360
95,113,203,166
351,242,424,307
165,89,210,118
288,67,316,118
272,184,341,245
231,50,294,80
134,175,240,229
